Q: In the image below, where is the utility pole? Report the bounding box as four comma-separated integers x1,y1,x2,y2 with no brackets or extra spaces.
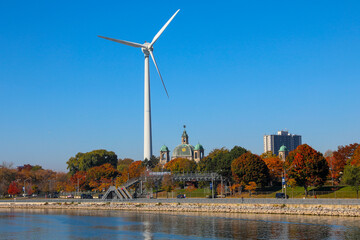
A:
211,173,214,199
221,176,223,197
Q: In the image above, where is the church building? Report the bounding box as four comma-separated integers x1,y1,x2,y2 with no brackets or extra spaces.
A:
159,126,204,165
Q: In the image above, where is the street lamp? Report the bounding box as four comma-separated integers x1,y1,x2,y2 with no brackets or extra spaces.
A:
77,175,86,197
24,177,31,196
283,164,296,199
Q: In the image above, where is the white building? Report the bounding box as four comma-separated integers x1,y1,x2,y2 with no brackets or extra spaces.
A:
264,130,302,155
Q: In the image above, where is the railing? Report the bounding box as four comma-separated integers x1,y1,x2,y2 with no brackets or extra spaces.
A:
2,197,360,205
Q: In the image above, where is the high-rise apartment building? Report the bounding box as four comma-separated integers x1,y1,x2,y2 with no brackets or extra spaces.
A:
263,130,302,155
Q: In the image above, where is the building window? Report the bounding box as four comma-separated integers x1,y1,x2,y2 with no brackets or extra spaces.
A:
195,152,198,158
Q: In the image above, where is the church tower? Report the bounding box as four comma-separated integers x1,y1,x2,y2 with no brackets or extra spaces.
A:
160,145,170,165
194,143,204,163
278,145,288,162
181,125,189,144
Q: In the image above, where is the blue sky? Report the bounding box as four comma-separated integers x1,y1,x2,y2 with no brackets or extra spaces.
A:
1,1,359,171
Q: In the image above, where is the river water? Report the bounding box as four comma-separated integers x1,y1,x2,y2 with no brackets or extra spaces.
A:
0,209,359,239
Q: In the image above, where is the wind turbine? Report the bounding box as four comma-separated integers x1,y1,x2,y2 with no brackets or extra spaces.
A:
98,9,180,161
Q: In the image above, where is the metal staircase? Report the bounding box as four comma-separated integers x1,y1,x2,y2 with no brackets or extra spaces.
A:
101,178,141,200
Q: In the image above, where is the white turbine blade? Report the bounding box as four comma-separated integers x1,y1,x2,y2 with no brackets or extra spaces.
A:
149,50,169,98
98,35,145,48
149,9,180,48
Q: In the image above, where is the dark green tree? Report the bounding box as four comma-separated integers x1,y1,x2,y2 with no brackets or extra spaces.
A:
231,152,270,187
67,149,118,175
143,155,159,169
198,146,247,181
117,158,134,172
228,146,248,160
343,165,360,198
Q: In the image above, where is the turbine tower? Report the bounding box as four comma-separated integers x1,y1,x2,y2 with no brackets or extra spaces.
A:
99,9,180,161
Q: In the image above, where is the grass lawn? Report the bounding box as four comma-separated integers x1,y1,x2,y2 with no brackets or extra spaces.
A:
156,185,360,199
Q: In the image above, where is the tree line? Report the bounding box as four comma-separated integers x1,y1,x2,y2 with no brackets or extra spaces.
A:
1,143,360,197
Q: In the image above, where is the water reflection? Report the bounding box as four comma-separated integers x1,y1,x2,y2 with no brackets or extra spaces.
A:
0,208,359,239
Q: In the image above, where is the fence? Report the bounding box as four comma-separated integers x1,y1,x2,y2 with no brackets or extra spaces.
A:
151,190,360,199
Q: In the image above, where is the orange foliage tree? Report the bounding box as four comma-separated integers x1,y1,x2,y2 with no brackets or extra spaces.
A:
349,145,360,166
285,144,329,196
164,158,196,173
128,161,146,179
330,143,359,182
262,156,283,184
231,152,269,187
244,181,257,195
70,171,87,191
216,183,225,195
87,163,118,191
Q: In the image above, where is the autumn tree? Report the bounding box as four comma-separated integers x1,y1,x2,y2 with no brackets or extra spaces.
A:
128,161,146,179
349,145,360,166
164,158,196,173
67,149,118,175
8,181,20,196
333,143,359,163
285,144,329,196
87,163,118,191
330,143,359,182
262,156,283,184
70,171,88,191
55,172,73,192
0,163,16,196
216,183,225,196
245,181,257,196
231,152,269,187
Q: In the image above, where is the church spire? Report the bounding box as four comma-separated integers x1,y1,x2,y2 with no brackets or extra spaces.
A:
181,125,188,144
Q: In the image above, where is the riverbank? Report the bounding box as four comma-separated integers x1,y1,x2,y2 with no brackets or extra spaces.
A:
1,201,360,217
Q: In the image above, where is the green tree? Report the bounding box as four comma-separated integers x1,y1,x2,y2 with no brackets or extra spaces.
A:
197,148,229,174
117,158,134,172
285,144,329,196
342,165,360,198
198,146,247,181
260,151,277,159
67,149,118,175
143,155,159,169
231,152,269,187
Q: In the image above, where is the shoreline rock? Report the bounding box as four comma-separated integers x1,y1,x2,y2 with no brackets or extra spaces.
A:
1,202,360,217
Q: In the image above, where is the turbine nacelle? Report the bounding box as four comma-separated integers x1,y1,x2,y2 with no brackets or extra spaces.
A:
141,42,153,55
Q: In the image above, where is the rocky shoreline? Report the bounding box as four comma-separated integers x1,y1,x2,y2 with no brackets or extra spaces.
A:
1,201,360,217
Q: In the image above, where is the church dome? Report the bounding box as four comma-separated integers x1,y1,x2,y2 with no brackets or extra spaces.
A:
160,145,169,152
279,145,288,152
194,143,204,151
172,144,194,158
